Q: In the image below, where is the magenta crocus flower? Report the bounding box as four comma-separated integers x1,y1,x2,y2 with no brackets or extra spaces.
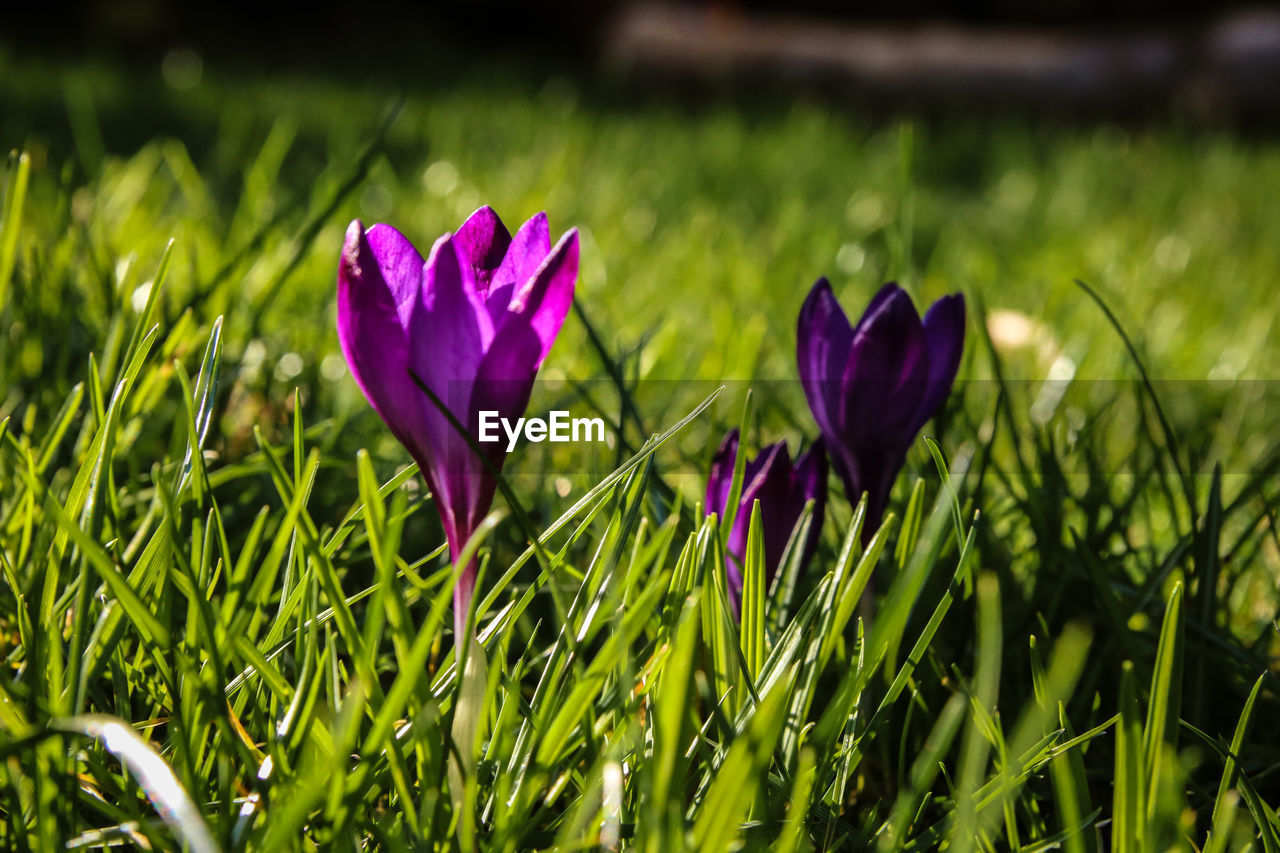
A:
337,206,579,640
796,279,964,542
704,428,827,615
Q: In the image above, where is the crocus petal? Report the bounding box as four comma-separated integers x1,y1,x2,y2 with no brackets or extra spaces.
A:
412,233,493,406
859,447,909,540
469,318,544,450
850,282,902,338
794,439,828,506
705,435,827,616
454,205,512,294
793,440,828,566
338,207,580,646
428,318,546,554
336,221,429,462
743,441,790,498
797,278,853,440
488,212,552,315
723,442,787,606
839,285,928,443
406,233,494,524
363,223,427,329
739,443,789,520
795,280,964,545
510,228,580,365
749,443,801,583
913,293,966,433
705,428,740,520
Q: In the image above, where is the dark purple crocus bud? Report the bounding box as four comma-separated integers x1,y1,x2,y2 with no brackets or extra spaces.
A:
337,206,579,641
704,428,827,616
796,279,964,542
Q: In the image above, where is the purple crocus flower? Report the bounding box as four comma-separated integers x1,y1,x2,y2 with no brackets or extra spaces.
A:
704,428,827,615
337,206,579,640
796,279,964,542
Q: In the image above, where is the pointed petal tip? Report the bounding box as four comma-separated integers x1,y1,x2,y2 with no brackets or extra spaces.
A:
341,220,365,263
859,283,925,336
760,438,792,469
424,230,455,265
923,291,968,335
706,428,741,518
544,228,579,271
554,226,581,253
717,427,741,453
797,436,826,465
879,282,914,309
805,276,833,303
464,204,500,224
792,439,825,478
455,206,512,274
799,276,832,323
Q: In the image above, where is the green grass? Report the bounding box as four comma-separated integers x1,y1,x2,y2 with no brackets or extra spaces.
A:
1,50,1279,849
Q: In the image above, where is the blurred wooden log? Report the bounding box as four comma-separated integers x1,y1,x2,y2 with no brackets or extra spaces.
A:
606,3,1280,117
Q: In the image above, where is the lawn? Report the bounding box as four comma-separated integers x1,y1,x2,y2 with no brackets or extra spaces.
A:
1,47,1279,850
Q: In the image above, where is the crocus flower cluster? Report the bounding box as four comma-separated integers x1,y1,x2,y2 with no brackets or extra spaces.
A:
339,201,964,638
706,279,964,604
337,207,578,639
797,279,965,542
704,429,827,614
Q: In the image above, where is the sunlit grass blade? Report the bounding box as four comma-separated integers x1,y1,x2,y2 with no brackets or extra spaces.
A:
776,747,818,853
0,151,30,310
51,715,218,853
718,389,753,544
645,590,702,851
948,572,1002,853
1143,580,1183,829
810,450,966,759
474,385,724,622
173,316,223,496
1113,661,1145,853
767,498,818,632
691,666,796,850
740,500,766,682
1031,630,1098,853
880,692,967,850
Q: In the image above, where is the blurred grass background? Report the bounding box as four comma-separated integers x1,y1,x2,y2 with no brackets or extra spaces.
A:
4,45,1279,497
4,27,1280,850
